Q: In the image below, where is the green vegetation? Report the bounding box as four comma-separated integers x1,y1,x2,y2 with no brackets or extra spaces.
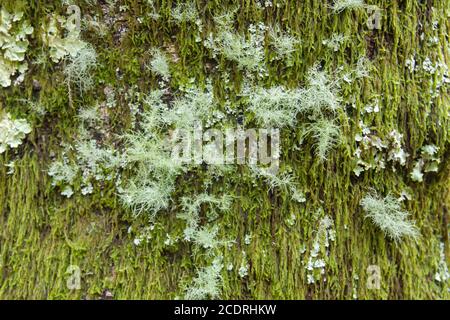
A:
0,0,448,300
360,191,420,242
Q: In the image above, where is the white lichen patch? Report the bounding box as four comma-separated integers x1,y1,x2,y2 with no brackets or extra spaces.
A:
408,55,449,98
147,48,171,81
42,13,87,63
64,44,97,94
0,9,34,87
0,112,32,154
250,166,306,203
178,193,232,243
322,33,348,52
48,105,124,198
204,11,266,74
238,252,249,278
305,214,336,284
434,242,449,283
353,123,409,176
269,26,300,63
245,85,301,128
360,191,420,242
410,144,441,182
184,256,223,300
331,0,367,13
303,118,341,161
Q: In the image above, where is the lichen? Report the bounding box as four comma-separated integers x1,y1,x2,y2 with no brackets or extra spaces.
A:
0,112,32,154
361,191,420,242
0,0,449,300
42,13,87,63
0,9,33,87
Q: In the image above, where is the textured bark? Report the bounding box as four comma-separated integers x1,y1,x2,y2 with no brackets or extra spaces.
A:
0,0,449,299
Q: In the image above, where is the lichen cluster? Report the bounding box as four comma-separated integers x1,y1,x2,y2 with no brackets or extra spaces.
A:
0,0,448,300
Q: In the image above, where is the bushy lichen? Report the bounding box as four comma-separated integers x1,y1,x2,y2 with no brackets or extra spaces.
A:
205,11,266,74
331,0,367,13
0,112,32,154
147,48,170,81
184,256,224,300
64,44,97,95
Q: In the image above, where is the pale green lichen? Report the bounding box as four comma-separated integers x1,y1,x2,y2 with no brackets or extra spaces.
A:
331,0,366,13
322,33,348,52
0,9,33,87
303,118,341,161
360,191,420,242
268,27,300,63
305,213,335,284
0,112,32,154
64,44,97,94
246,65,343,131
410,145,441,182
434,242,449,283
48,105,124,198
1,0,447,301
147,48,170,81
250,166,306,203
353,126,409,176
298,65,342,115
205,11,266,74
171,1,199,24
184,256,223,300
42,14,87,63
121,180,174,216
246,85,301,128
178,194,232,241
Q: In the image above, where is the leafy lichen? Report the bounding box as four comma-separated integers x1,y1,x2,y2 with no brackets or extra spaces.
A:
0,112,32,154
0,9,33,87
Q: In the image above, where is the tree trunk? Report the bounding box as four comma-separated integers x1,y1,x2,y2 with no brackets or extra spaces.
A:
0,0,448,299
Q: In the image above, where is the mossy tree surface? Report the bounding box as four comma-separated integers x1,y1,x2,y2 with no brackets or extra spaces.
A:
0,0,449,299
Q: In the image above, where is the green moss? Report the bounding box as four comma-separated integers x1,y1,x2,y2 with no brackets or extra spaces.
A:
0,0,449,299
